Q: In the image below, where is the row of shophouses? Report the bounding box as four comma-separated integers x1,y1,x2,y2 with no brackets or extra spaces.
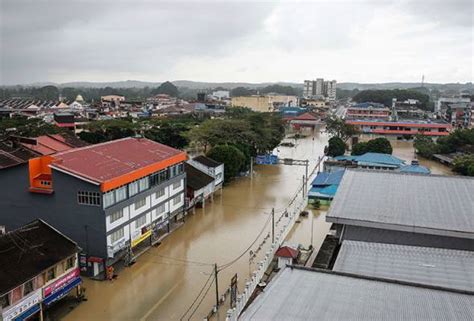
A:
0,134,224,320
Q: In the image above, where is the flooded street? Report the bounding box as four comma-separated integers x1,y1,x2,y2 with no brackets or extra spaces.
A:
62,129,330,321
61,131,451,321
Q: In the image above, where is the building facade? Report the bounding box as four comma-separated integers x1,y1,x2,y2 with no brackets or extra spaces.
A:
0,220,81,321
0,137,187,278
231,95,298,112
346,119,451,137
303,78,337,101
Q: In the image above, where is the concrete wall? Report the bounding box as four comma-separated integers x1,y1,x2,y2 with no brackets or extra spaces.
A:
343,225,474,251
0,164,106,258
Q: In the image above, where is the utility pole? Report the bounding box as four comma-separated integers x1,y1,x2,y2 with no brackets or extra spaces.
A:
250,157,253,180
271,208,275,243
214,263,219,308
302,175,306,197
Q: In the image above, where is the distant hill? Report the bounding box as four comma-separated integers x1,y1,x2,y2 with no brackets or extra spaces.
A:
4,80,472,92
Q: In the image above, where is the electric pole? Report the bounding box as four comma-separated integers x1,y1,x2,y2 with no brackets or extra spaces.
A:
271,208,275,243
214,263,219,308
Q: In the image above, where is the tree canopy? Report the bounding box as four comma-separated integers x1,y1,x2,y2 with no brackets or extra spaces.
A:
0,116,61,137
326,137,346,157
207,145,246,182
414,129,474,158
352,137,393,155
325,116,359,141
352,89,431,111
151,81,179,97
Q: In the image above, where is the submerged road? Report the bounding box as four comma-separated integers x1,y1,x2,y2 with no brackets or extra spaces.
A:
62,129,330,321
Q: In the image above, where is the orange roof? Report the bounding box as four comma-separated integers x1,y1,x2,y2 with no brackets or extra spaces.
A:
293,112,318,121
50,137,187,191
275,246,298,259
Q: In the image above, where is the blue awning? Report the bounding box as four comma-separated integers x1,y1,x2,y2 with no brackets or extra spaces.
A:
43,277,82,306
14,304,40,321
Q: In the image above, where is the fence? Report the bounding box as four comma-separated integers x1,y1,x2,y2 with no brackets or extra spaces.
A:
224,156,324,321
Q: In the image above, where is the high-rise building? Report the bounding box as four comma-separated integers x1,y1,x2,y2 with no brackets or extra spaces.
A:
303,78,337,101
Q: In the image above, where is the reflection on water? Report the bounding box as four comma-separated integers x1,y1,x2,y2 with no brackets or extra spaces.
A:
63,128,329,321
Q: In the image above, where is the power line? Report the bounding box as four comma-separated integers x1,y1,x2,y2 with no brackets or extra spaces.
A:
144,252,213,267
186,275,215,321
179,271,214,321
218,213,272,272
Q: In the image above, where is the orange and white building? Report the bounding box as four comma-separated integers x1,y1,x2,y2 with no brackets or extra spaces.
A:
346,119,451,137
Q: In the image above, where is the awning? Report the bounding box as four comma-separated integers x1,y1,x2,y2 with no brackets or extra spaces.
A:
43,277,82,306
14,304,40,321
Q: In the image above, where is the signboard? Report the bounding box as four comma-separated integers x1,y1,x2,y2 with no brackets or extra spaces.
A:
44,268,80,297
283,158,294,165
2,289,41,321
255,154,278,165
131,230,152,248
79,253,87,272
230,274,238,308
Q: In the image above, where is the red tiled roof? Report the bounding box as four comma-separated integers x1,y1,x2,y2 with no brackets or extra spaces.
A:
21,134,77,156
50,137,186,184
293,112,318,121
275,246,298,259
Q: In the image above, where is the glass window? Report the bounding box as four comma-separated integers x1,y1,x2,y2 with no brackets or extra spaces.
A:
135,215,147,229
138,177,149,192
0,293,9,309
103,191,115,208
172,194,182,205
110,228,124,243
150,169,168,186
135,198,146,210
46,267,56,281
78,191,101,206
110,209,124,223
129,181,139,196
115,186,127,203
66,256,76,270
155,188,165,198
173,181,181,189
157,204,166,214
23,280,34,296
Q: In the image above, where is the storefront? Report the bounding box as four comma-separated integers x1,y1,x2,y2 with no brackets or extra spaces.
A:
42,268,82,307
2,289,41,321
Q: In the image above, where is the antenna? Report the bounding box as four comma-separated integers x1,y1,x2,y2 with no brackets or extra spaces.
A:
421,74,425,88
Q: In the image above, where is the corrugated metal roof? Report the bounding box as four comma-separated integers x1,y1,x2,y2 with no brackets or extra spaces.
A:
356,153,405,166
334,241,474,291
327,170,474,238
240,267,474,321
399,164,431,174
311,170,345,186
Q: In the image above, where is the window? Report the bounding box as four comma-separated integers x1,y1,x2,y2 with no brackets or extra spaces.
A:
129,181,139,196
135,198,146,210
103,191,115,208
46,267,56,281
135,215,147,229
78,191,101,206
150,169,168,186
173,194,182,205
170,164,183,178
173,181,181,189
157,203,166,214
110,209,124,223
66,256,76,270
115,186,127,203
110,228,124,243
23,280,34,296
0,293,9,309
138,177,149,192
155,188,165,198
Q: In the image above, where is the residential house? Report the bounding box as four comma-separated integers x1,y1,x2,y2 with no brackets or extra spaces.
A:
184,163,215,211
188,155,224,190
308,169,345,205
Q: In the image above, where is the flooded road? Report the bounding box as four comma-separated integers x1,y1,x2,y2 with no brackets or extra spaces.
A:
62,129,329,321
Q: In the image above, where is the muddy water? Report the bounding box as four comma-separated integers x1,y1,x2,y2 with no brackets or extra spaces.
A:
63,129,329,321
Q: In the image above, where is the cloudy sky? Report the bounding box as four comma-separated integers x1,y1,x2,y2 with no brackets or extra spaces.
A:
1,0,472,85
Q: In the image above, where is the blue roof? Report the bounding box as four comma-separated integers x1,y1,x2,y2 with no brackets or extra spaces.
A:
312,170,345,186
355,153,405,166
399,165,431,174
334,155,358,161
352,102,385,108
309,184,339,198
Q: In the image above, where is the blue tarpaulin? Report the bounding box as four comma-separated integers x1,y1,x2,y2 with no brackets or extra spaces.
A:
256,154,279,165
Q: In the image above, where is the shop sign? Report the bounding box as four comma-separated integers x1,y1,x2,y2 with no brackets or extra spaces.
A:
131,230,152,247
79,253,87,272
43,268,80,297
2,289,41,321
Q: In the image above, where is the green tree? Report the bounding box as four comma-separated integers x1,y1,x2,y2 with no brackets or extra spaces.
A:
366,137,393,154
414,135,439,158
352,89,431,111
207,145,246,182
230,87,255,97
152,81,179,97
144,122,189,149
351,142,369,155
0,116,61,137
326,137,346,157
325,116,359,141
452,155,474,176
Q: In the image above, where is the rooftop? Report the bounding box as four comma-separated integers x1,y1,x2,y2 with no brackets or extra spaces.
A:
347,118,449,125
399,164,431,174
334,241,474,292
0,219,78,294
275,246,298,259
240,267,474,321
327,170,474,239
311,169,345,186
192,155,222,168
51,137,186,187
184,163,214,190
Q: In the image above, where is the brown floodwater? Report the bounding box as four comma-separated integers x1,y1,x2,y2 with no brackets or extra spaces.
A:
61,132,451,321
62,128,330,321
